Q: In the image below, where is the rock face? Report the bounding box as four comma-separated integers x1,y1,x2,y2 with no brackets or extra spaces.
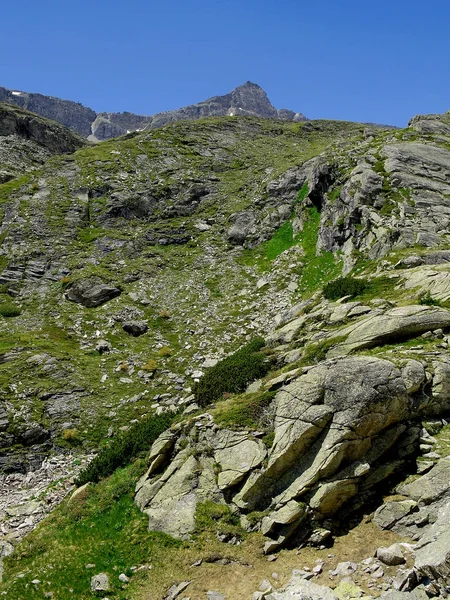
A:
0,87,96,136
65,277,121,307
0,82,307,141
135,348,450,552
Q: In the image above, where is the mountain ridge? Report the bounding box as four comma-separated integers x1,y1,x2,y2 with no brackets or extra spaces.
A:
0,81,307,141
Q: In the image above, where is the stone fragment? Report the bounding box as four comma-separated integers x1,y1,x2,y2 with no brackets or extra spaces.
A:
91,573,110,592
376,543,406,566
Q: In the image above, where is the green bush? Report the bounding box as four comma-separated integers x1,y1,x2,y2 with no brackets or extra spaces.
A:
0,303,21,317
323,276,368,300
75,412,175,486
192,337,270,407
418,291,441,306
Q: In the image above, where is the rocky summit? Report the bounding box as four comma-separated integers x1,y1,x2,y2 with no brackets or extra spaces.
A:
0,81,307,141
0,92,450,600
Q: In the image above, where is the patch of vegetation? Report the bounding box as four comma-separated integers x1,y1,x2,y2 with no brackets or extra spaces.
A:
213,390,275,430
297,182,309,202
0,173,32,202
327,186,342,202
0,302,21,317
76,226,104,243
323,275,396,302
263,184,310,261
76,412,176,485
193,338,270,407
418,291,441,306
323,276,369,300
296,206,342,293
195,501,242,539
300,335,347,365
0,463,183,600
265,220,294,260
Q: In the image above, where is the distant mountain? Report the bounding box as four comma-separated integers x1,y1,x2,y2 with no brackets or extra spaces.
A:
0,82,307,141
0,87,96,137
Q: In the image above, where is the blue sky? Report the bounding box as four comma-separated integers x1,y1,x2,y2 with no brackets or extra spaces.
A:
1,0,449,126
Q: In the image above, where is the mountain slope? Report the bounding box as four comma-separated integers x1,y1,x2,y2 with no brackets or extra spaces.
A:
0,82,306,140
1,110,450,599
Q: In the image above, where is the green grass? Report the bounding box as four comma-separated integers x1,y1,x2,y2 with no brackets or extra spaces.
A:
0,463,183,600
0,173,32,202
0,302,21,317
212,390,276,430
194,501,242,539
265,220,294,260
296,206,342,294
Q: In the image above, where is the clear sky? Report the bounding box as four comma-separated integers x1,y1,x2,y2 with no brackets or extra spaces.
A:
1,0,449,126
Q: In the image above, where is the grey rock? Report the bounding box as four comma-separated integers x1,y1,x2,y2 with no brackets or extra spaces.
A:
373,500,418,531
376,543,406,566
20,426,49,446
122,321,148,337
163,581,191,600
328,305,450,357
414,501,450,594
207,592,225,600
95,340,111,354
265,575,337,600
227,211,257,245
66,277,121,308
91,573,110,592
398,455,450,504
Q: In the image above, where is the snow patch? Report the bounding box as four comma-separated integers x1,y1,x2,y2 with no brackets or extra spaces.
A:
11,91,23,96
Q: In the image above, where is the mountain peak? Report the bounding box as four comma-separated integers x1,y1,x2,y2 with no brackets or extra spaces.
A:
0,81,307,141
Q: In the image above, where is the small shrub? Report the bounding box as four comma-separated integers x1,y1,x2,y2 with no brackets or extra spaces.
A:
59,275,72,288
418,291,441,306
63,428,80,443
75,412,176,485
158,346,172,357
323,276,368,300
0,303,21,317
193,337,270,407
142,359,158,372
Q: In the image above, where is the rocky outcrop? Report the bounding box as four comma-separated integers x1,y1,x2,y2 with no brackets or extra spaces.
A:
65,277,121,308
135,346,450,552
0,102,86,182
327,305,450,357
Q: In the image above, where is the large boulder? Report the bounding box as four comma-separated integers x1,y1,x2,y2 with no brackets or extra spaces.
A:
65,277,121,307
227,211,257,245
328,305,450,357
